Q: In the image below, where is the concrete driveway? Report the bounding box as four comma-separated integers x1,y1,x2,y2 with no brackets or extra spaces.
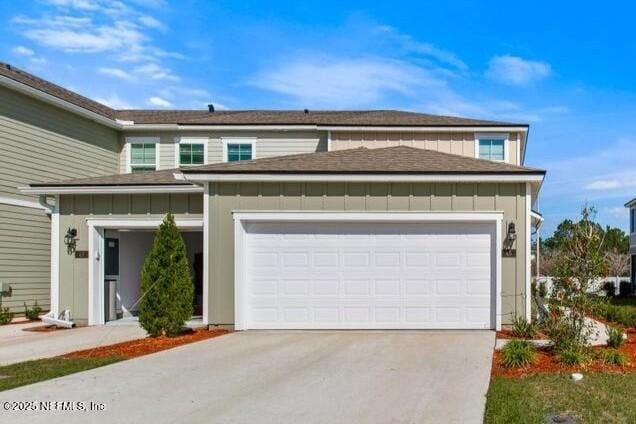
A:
0,322,146,366
0,331,495,424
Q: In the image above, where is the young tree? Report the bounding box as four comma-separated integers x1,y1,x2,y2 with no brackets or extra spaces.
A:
549,207,607,350
605,251,630,277
138,213,194,337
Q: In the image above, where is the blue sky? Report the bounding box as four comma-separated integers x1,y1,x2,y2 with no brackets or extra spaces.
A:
1,0,635,236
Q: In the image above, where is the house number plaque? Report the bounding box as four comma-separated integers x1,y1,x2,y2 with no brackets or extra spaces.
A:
75,250,89,259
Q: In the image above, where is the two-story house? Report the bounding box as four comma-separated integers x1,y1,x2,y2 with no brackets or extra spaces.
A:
627,198,636,287
1,62,545,330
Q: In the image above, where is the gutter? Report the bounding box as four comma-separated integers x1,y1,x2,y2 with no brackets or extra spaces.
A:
19,185,203,195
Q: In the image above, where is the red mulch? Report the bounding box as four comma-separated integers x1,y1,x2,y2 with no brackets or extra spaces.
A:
63,329,229,360
493,329,636,378
496,326,548,340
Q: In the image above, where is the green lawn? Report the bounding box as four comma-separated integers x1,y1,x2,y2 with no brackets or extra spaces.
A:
0,356,123,392
486,373,636,423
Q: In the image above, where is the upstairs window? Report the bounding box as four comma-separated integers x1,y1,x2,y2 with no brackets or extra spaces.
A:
227,144,252,162
179,143,205,166
478,138,505,161
631,208,635,234
130,143,157,173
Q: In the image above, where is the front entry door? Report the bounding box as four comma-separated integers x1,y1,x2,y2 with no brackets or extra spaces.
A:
104,238,119,321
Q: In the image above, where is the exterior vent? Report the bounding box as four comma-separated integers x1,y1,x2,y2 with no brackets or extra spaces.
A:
208,104,215,112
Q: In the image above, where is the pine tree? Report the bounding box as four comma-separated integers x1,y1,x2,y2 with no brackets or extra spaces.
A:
139,213,194,336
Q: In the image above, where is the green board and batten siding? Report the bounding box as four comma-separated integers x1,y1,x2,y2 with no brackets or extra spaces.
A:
207,182,529,326
0,86,120,312
57,193,203,325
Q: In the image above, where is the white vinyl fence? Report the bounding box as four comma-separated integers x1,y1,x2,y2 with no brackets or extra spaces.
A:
536,276,632,296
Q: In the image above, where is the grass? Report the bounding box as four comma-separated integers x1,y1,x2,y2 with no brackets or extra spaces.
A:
0,356,123,392
486,373,636,423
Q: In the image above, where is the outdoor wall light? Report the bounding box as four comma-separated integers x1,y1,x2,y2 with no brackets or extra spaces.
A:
507,222,517,241
64,227,78,254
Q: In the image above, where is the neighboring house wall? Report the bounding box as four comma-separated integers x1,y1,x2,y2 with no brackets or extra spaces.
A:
330,132,521,165
120,131,328,172
207,182,529,326
0,86,120,312
57,193,203,325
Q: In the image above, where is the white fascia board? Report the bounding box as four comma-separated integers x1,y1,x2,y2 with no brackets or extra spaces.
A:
20,185,203,195
0,195,51,211
233,211,504,223
180,173,545,183
318,125,529,133
0,75,121,129
625,198,636,208
85,217,203,228
121,124,318,132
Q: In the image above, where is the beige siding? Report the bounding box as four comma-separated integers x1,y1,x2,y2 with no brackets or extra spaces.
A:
207,182,528,326
122,131,327,171
0,203,51,312
0,86,120,313
57,193,203,325
331,131,520,165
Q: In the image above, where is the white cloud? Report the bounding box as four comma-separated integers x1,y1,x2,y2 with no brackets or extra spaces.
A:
374,25,467,70
148,96,172,107
606,207,628,219
133,62,180,81
585,179,622,190
94,94,135,109
138,15,164,30
98,67,133,80
486,55,551,85
12,45,34,56
251,55,442,108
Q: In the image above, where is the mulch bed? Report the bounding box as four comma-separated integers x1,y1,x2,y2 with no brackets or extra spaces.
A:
496,326,548,340
63,328,229,360
493,329,636,378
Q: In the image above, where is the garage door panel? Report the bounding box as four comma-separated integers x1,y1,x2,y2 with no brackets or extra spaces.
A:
242,221,495,329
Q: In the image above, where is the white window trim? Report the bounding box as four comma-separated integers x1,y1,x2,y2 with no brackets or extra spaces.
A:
232,211,503,331
475,133,509,163
222,137,256,162
125,137,160,173
175,137,209,168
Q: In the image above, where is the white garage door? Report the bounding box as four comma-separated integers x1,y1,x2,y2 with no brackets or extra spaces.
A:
240,221,495,330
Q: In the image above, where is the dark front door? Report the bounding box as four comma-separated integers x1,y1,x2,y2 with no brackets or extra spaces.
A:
104,238,119,277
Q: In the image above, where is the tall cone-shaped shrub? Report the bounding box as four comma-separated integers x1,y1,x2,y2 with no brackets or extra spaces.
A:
139,213,194,336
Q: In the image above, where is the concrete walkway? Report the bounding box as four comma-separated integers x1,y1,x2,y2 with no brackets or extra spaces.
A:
0,330,495,424
0,322,146,366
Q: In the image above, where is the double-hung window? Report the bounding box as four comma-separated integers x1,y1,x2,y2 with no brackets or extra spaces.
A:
477,137,506,161
224,139,255,162
129,142,157,173
179,142,205,166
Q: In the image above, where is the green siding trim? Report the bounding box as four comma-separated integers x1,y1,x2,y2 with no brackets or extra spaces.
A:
207,182,528,326
57,194,204,324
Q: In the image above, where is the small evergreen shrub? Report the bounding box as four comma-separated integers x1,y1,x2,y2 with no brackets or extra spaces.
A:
619,281,632,297
598,349,629,366
556,345,589,365
0,307,13,325
602,281,616,297
501,340,537,368
24,301,42,321
607,326,625,348
511,315,538,339
139,213,194,337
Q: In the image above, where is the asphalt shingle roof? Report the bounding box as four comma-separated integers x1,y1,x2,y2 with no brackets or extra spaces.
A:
1,62,526,127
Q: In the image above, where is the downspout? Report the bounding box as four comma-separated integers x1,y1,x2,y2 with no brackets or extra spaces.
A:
38,194,54,215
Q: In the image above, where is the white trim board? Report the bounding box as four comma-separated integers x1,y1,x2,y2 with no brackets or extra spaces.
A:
0,195,51,211
525,183,532,321
232,211,503,331
50,195,60,317
182,173,544,183
86,217,204,325
20,185,203,195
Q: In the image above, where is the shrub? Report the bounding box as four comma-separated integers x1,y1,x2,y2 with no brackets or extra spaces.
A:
0,307,13,325
139,213,194,337
23,301,42,321
598,349,629,366
602,281,616,297
619,281,632,297
501,340,537,368
511,315,538,339
556,345,589,365
607,326,625,348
